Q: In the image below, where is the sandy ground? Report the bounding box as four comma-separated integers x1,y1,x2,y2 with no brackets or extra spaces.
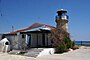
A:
0,46,90,60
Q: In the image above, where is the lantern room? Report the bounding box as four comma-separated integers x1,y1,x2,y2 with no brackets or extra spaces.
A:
56,9,68,20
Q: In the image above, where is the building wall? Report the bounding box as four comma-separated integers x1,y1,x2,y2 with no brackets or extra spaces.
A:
3,33,52,49
38,33,43,46
62,23,68,32
5,35,19,49
30,33,52,47
5,34,27,50
47,33,52,46
0,34,2,40
31,33,37,47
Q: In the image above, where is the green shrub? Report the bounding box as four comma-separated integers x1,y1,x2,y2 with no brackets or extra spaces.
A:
56,43,68,53
55,37,76,53
64,37,72,49
66,42,71,49
71,41,75,48
64,37,71,44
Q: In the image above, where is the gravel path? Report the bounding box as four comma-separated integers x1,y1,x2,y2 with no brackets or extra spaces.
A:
0,46,90,60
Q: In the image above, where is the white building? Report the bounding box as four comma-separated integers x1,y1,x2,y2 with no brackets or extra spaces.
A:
3,23,55,50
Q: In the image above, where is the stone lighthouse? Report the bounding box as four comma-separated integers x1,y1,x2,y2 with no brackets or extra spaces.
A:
55,9,68,32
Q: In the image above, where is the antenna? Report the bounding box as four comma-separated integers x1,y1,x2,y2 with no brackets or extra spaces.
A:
12,26,14,32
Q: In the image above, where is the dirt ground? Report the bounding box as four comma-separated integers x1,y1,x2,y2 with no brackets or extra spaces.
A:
0,46,90,60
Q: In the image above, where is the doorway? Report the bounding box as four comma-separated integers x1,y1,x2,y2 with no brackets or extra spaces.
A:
27,35,31,48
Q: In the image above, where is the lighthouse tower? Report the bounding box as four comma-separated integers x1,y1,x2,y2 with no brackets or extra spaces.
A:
55,9,68,32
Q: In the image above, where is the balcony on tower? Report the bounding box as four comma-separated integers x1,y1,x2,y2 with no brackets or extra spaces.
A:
56,9,68,20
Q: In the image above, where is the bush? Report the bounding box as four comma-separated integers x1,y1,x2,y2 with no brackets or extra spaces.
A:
56,43,68,53
71,41,75,48
55,37,76,53
64,37,72,49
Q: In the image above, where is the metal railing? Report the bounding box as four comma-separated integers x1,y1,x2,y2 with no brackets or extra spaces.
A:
75,41,90,46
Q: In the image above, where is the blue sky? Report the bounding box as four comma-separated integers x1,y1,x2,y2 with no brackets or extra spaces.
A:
0,0,90,41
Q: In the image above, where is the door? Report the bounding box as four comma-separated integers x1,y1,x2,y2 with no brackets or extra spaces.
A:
27,35,31,48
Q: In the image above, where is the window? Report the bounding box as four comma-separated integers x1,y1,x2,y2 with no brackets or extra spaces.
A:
22,34,25,38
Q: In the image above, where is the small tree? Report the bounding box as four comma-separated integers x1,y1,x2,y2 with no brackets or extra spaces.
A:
50,27,75,53
50,28,69,47
20,39,27,52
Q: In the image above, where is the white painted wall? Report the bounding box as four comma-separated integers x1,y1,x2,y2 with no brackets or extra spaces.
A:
5,35,26,50
5,35,18,49
0,38,10,52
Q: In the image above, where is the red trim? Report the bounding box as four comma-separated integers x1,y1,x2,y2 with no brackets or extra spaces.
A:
8,23,55,34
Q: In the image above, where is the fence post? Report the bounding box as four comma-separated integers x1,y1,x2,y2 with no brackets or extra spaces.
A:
81,41,82,46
